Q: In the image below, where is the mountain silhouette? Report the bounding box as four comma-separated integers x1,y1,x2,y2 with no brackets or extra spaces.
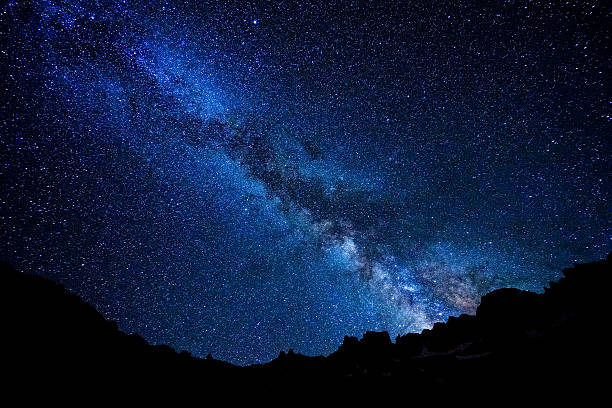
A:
2,254,608,389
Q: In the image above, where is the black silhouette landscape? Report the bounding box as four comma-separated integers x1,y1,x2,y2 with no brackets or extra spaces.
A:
3,253,608,388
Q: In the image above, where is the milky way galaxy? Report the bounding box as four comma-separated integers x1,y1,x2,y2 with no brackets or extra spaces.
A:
1,1,610,364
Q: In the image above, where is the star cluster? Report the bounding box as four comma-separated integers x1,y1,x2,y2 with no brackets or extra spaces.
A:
1,0,610,365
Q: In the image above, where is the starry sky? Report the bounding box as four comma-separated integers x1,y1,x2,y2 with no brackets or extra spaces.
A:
1,0,610,365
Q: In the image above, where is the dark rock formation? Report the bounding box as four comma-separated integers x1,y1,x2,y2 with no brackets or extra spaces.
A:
2,253,609,389
1,262,237,386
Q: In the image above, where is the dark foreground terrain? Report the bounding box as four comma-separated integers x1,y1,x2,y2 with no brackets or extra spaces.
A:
2,254,608,389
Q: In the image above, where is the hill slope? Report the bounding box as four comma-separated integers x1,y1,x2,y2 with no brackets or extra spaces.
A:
2,254,608,387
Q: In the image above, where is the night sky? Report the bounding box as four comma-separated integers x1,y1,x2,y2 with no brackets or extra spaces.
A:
1,0,610,365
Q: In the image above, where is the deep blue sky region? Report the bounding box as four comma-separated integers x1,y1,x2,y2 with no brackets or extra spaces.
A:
1,0,610,365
